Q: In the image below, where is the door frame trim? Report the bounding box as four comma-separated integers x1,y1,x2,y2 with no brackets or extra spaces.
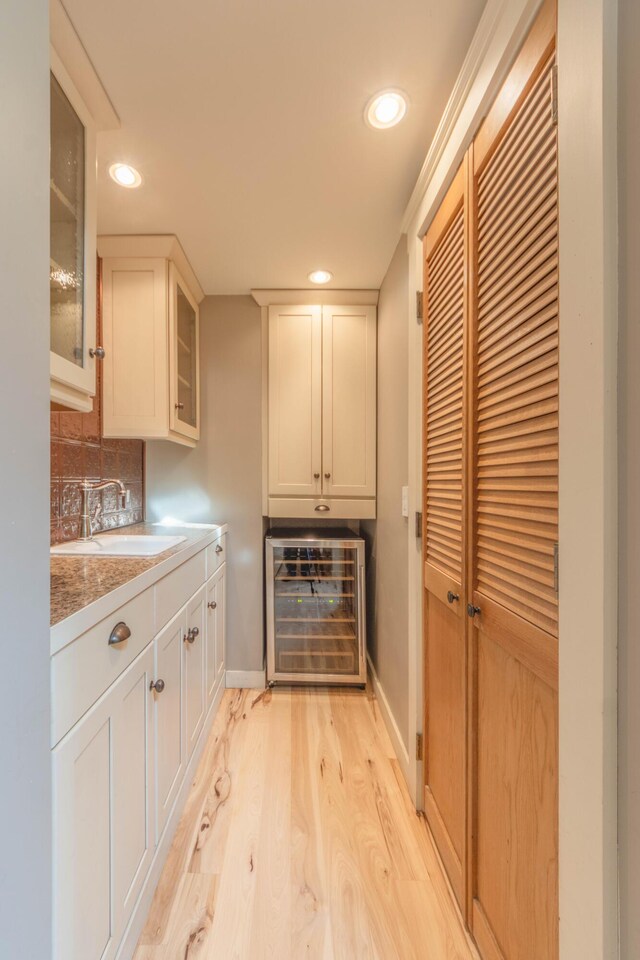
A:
404,0,618,957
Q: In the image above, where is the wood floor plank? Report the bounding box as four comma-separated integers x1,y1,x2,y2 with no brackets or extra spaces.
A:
133,685,478,960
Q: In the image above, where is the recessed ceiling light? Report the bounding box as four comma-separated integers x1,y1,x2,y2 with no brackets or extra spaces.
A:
109,163,142,188
308,270,333,285
365,89,408,129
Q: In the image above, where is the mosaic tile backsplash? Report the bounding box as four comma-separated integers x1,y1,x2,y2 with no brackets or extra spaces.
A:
50,261,145,544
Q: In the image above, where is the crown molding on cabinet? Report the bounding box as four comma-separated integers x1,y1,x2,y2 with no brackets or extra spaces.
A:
251,289,379,307
401,0,544,238
97,234,205,304
50,0,119,130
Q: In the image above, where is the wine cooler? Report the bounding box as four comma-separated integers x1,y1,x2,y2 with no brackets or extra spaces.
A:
266,529,366,686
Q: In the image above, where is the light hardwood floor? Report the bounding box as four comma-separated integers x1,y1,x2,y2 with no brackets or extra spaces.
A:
134,685,479,959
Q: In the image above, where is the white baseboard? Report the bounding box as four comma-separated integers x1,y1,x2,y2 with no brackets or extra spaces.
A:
367,653,411,785
225,669,266,689
116,674,225,959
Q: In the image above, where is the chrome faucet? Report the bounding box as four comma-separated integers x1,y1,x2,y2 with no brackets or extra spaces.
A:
78,479,129,541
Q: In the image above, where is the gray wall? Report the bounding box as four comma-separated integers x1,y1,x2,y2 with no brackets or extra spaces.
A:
0,2,52,956
146,295,265,673
362,237,410,749
618,0,639,954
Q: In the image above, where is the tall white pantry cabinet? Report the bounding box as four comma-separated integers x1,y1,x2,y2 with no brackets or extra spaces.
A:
267,304,377,519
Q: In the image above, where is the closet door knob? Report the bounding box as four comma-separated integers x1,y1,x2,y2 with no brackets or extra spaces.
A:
149,678,165,694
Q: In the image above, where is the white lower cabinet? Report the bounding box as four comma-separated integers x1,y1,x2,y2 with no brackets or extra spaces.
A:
206,563,226,705
154,608,185,843
184,585,206,759
53,644,154,960
52,533,227,960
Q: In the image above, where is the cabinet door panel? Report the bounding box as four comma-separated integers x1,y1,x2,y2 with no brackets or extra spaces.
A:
206,564,225,706
268,305,322,496
155,608,185,841
184,586,206,759
322,305,376,498
169,262,200,442
101,257,168,438
53,713,113,960
50,51,97,410
112,645,154,934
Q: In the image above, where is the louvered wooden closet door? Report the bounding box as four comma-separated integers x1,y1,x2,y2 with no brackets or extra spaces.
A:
469,1,559,958
422,162,468,910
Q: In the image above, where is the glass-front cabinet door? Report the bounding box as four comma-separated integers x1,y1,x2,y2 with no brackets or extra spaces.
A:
50,54,97,411
266,535,366,684
169,263,200,441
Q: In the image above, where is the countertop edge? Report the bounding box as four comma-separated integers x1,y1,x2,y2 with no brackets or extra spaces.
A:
50,523,228,656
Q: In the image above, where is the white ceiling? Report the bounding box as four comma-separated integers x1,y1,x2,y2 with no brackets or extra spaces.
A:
64,0,486,294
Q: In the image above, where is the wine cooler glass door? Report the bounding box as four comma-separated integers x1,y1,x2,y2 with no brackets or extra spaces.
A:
270,542,363,681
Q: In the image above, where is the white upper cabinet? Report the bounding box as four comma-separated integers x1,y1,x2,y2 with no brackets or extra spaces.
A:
268,305,322,497
49,50,97,412
99,236,204,447
267,303,377,519
322,305,377,499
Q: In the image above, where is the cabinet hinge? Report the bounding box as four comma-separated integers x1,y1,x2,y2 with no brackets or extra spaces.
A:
416,290,423,323
415,511,423,539
416,733,424,761
553,542,559,597
550,64,558,125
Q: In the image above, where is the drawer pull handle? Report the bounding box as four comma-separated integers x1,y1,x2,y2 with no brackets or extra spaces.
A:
215,544,223,554
315,504,330,512
108,621,131,647
208,601,217,610
149,678,165,694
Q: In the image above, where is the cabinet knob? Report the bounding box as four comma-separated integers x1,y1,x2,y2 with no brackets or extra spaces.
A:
313,473,320,479
108,621,131,646
175,402,185,410
89,346,105,360
149,678,165,694
184,628,198,644
447,591,460,604
324,472,331,479
208,600,217,610
315,504,330,512
215,544,223,554
467,603,481,619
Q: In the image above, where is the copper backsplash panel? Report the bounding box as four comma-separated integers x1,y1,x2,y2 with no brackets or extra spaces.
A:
50,259,145,544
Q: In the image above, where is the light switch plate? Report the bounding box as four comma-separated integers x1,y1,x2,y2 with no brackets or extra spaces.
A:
401,485,409,518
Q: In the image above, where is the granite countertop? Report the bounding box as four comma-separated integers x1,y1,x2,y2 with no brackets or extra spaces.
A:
50,522,222,628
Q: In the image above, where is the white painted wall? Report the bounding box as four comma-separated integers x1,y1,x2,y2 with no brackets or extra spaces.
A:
618,0,639,954
146,295,265,673
362,237,410,757
0,2,52,957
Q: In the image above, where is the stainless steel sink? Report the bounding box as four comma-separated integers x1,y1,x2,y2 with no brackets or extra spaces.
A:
50,534,187,557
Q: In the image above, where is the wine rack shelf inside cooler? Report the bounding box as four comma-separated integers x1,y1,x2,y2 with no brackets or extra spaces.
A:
266,530,366,685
